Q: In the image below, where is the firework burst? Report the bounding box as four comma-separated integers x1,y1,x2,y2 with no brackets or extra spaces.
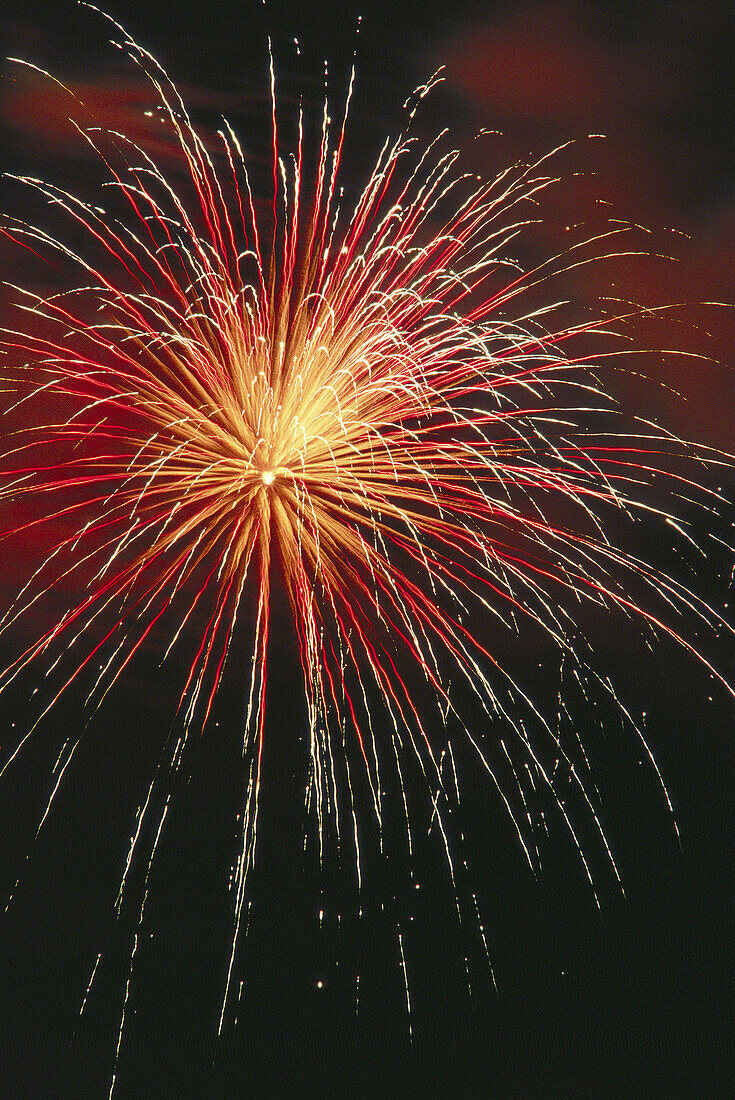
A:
1,5,733,1083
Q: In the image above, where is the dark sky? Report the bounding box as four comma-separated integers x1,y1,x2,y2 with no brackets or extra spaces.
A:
1,2,734,1097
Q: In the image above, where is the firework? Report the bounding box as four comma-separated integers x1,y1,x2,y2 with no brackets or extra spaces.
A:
0,6,732,1086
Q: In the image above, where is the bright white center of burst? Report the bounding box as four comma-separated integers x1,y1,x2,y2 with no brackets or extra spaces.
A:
261,469,275,486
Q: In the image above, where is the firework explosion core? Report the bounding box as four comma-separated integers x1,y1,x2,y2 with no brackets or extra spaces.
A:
0,6,732,1085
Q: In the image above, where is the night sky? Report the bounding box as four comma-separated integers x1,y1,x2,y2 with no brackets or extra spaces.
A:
1,1,734,1096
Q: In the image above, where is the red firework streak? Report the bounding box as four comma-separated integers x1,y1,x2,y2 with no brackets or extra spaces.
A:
0,7,732,1084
